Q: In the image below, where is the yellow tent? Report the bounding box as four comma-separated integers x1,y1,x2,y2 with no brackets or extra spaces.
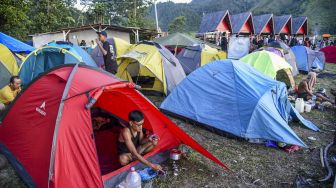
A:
0,44,19,75
116,42,186,95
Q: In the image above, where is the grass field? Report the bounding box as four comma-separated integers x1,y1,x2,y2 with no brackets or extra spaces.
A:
0,64,335,188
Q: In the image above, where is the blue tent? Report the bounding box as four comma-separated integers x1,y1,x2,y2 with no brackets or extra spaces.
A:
160,60,319,147
291,46,325,72
19,41,97,86
0,32,35,53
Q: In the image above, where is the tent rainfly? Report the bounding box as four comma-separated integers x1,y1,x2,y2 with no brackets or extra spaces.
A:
230,12,254,34
291,16,308,35
274,15,292,35
253,14,274,35
198,10,231,34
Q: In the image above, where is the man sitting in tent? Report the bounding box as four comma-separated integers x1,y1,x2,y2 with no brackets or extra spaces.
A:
0,76,21,112
298,72,334,103
118,110,162,171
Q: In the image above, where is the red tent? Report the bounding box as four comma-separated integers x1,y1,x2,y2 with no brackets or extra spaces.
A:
320,46,336,64
0,64,228,188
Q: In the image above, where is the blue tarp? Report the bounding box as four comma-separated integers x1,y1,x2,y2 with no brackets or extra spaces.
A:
291,46,325,72
0,32,35,53
19,41,97,86
161,60,319,147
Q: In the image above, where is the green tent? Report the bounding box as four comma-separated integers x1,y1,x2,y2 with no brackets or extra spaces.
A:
240,51,295,88
154,33,220,49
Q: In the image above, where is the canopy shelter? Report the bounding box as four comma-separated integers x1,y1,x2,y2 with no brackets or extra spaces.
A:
176,44,226,74
0,44,22,88
274,15,292,35
240,51,295,88
267,41,298,76
292,17,308,36
291,46,325,72
0,64,227,188
153,33,220,55
161,60,319,148
0,32,35,54
230,12,254,35
19,41,97,86
91,37,131,67
198,10,231,34
320,46,336,64
116,41,186,95
253,14,274,35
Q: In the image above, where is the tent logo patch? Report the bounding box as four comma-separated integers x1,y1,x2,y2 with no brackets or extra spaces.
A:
36,101,47,116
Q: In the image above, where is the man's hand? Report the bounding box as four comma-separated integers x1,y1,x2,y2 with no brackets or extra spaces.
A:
150,163,162,171
95,38,100,44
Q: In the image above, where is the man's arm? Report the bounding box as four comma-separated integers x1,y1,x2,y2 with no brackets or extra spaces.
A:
122,129,153,167
96,39,107,56
1,91,15,105
303,82,314,96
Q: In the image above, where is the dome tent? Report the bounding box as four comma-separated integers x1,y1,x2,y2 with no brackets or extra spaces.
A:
19,41,97,86
267,41,298,76
0,44,22,89
116,41,186,95
240,51,295,88
161,60,318,147
91,37,131,67
0,64,227,188
176,44,226,75
291,45,325,72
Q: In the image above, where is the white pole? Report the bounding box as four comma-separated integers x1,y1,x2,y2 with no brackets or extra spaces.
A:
154,0,159,33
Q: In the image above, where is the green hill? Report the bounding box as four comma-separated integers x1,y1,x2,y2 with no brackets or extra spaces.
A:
149,0,336,34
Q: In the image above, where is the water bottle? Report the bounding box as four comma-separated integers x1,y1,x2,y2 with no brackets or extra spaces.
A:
126,167,141,188
311,95,317,107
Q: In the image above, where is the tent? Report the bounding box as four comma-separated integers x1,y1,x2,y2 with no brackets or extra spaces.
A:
0,64,227,188
19,41,97,86
116,41,186,95
267,41,298,75
91,37,131,67
176,44,226,74
0,32,35,53
161,60,319,147
320,46,336,64
256,47,284,58
291,46,325,72
0,44,22,89
228,36,250,59
154,33,204,47
240,51,295,88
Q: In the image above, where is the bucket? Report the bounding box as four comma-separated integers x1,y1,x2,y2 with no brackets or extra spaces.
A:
295,98,305,113
304,103,312,112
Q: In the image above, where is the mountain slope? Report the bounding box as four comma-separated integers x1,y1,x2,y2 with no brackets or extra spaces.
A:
149,0,336,34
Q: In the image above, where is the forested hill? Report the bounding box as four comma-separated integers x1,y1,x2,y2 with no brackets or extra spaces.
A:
148,0,336,34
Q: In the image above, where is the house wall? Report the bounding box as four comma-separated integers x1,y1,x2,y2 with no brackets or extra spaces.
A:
32,29,131,48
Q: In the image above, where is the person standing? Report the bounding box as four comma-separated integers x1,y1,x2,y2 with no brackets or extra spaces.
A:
96,31,117,74
220,32,228,52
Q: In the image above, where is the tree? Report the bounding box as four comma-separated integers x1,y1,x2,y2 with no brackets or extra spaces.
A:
168,16,186,33
0,0,31,40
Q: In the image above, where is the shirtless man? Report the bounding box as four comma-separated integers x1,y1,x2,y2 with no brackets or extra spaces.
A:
117,110,162,171
298,72,333,103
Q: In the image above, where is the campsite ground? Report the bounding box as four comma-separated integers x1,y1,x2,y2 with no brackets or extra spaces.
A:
0,64,335,188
